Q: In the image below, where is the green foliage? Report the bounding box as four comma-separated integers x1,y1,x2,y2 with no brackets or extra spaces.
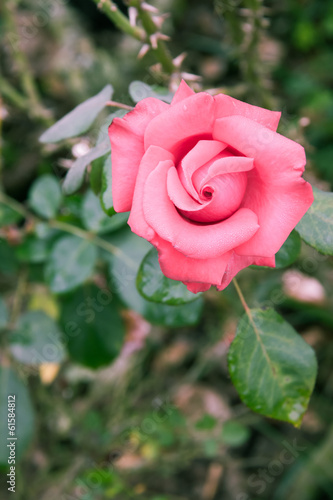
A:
0,203,22,227
204,439,218,457
275,230,301,268
45,235,98,293
16,234,50,263
251,231,301,270
59,284,124,368
137,247,201,305
28,174,62,219
62,139,111,195
228,308,318,426
221,421,250,447
9,311,66,364
106,227,204,327
144,298,204,328
195,414,217,430
129,81,173,103
296,187,333,255
100,154,115,215
0,297,9,329
0,240,18,275
90,155,105,194
0,367,35,465
81,189,127,234
39,85,113,143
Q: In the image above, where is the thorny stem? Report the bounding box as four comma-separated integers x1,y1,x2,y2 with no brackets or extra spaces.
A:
92,0,145,41
130,0,175,74
0,191,136,269
3,1,52,125
92,0,175,74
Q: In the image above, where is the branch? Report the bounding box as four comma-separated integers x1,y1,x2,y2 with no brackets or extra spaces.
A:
0,191,136,269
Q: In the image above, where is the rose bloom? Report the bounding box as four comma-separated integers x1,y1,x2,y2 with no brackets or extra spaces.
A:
108,81,313,293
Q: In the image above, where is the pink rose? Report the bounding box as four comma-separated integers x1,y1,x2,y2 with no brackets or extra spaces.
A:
108,81,313,293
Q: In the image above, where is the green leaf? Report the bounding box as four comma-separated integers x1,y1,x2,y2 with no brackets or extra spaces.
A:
105,227,203,327
59,284,124,368
204,439,218,457
15,235,50,263
45,235,98,293
9,311,66,364
221,421,250,447
0,203,23,227
0,240,18,275
0,367,35,464
145,298,204,328
95,110,126,146
228,308,317,426
0,297,9,329
100,154,115,216
62,139,111,195
82,189,110,232
16,223,59,263
195,414,217,431
296,187,333,255
90,155,106,195
39,84,113,143
81,189,128,234
129,81,173,103
28,174,62,219
275,230,301,268
137,247,201,305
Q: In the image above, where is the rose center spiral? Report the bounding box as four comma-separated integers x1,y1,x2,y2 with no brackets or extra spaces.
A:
177,148,250,223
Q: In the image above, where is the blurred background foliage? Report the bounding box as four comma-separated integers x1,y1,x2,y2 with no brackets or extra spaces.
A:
0,0,333,499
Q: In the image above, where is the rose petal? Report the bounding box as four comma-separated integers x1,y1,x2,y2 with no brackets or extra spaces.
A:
168,165,249,223
198,156,254,188
171,79,195,105
214,116,314,256
128,145,175,239
144,93,215,159
178,140,227,200
213,116,306,179
109,98,169,212
154,238,232,287
167,166,204,211
214,94,281,131
143,160,260,258
217,253,275,291
237,178,313,257
190,171,248,222
183,282,212,293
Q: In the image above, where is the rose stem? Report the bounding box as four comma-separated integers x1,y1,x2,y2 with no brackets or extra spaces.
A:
232,277,251,315
91,0,145,41
92,0,175,74
105,101,134,111
130,0,175,74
